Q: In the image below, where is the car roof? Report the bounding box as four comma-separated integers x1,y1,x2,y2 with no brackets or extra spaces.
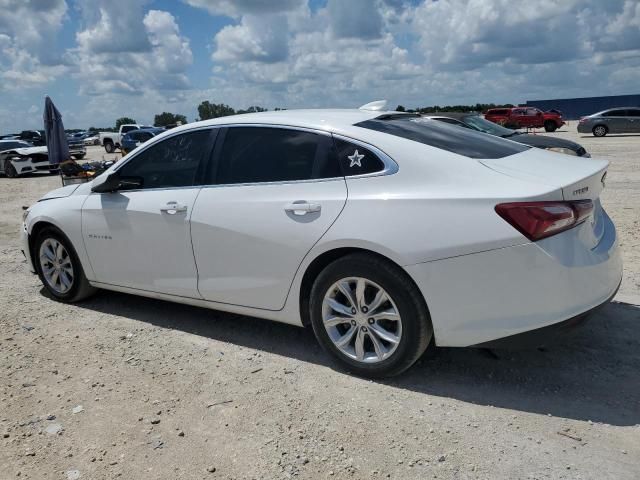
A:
169,109,412,136
422,112,480,120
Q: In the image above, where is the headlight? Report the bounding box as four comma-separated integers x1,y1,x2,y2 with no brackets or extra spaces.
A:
10,156,31,162
22,207,30,222
546,147,577,156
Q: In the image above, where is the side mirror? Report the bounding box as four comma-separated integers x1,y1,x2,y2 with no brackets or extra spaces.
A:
91,172,143,193
91,172,121,193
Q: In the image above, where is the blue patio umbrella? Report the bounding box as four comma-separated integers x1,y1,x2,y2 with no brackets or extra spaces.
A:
43,96,70,165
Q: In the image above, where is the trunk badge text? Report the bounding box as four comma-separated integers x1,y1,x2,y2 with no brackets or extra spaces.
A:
573,186,589,196
88,234,112,240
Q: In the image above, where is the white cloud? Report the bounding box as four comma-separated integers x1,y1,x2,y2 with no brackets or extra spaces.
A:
213,14,289,63
0,0,68,89
69,6,193,96
182,0,304,18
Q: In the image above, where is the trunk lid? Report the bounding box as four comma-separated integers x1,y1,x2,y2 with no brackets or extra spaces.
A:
480,148,609,248
479,148,608,201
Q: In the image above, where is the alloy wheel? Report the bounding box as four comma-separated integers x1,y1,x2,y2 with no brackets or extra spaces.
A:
39,238,74,294
322,277,402,363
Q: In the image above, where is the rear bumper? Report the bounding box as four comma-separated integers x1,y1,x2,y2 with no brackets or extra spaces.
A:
472,276,620,348
405,210,622,347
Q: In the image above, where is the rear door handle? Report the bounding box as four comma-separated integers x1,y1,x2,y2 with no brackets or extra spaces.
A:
284,201,321,215
160,202,188,214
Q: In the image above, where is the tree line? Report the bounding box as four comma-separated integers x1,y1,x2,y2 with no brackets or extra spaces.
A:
88,101,519,132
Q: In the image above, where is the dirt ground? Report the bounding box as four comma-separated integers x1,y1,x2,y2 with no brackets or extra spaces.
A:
1,129,639,480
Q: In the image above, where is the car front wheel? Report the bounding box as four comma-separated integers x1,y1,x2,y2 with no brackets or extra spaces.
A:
544,121,557,132
34,227,96,302
310,253,432,378
4,160,18,178
104,142,114,153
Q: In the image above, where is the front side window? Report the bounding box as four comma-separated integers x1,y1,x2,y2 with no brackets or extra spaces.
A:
214,127,340,185
355,117,529,159
117,129,211,189
121,126,138,134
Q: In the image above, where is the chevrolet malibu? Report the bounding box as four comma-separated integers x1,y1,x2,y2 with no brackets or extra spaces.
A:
20,107,622,377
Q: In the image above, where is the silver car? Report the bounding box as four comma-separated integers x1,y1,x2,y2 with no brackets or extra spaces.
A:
577,107,640,137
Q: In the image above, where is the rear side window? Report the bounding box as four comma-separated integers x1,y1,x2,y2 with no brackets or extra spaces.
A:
355,117,529,159
334,138,385,176
627,109,640,117
605,110,627,117
118,129,211,189
215,127,340,184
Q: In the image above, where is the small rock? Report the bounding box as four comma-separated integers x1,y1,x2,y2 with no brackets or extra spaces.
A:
66,470,81,480
72,406,84,414
46,415,56,421
177,431,184,437
150,418,161,425
438,455,446,462
45,424,63,435
206,466,216,473
2,433,9,438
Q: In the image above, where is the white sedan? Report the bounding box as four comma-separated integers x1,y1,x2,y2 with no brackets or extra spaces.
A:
1,140,53,177
20,106,622,377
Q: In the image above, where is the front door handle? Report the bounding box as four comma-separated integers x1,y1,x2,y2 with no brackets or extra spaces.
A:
160,202,188,214
284,201,321,216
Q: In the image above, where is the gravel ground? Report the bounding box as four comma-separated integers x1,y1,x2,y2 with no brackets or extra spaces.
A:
1,131,639,480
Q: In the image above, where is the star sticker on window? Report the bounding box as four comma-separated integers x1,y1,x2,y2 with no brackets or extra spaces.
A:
348,149,364,167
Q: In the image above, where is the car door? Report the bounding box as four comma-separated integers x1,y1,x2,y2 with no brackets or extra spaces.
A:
190,125,347,310
82,128,214,297
603,109,628,133
626,108,640,133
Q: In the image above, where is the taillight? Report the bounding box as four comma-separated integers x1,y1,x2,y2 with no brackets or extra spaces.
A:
495,200,593,241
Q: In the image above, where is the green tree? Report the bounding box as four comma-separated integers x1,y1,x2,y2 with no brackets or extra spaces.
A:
154,112,187,127
395,105,406,112
197,101,235,120
115,117,137,129
236,106,268,114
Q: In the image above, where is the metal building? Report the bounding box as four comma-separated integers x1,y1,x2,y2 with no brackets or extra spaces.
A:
525,94,640,120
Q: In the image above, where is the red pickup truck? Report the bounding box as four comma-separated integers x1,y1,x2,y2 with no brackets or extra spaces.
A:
484,107,565,132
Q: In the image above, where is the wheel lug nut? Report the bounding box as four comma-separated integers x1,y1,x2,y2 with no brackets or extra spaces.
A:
351,320,356,326
368,318,374,325
362,306,368,313
361,326,367,332
351,308,356,315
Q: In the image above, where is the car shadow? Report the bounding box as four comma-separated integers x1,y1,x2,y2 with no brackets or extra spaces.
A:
65,289,640,426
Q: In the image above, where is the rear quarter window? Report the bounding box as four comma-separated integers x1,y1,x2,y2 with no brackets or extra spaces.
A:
355,117,529,159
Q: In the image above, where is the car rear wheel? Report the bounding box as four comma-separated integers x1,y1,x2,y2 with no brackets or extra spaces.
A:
310,253,432,378
35,227,97,302
593,125,607,137
73,154,85,160
3,160,18,178
104,142,114,153
544,121,557,132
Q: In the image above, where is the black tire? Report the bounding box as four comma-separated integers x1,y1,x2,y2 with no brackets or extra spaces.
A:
309,253,432,378
34,227,97,303
593,125,607,137
73,154,85,160
544,121,557,132
104,141,114,153
3,160,18,178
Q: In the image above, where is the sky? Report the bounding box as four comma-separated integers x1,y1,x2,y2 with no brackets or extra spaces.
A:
0,0,638,131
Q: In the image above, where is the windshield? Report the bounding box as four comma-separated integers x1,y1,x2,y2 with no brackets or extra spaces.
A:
462,115,517,137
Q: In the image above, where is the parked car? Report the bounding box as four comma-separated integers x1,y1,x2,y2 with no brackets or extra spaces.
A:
21,108,621,377
17,130,47,146
83,134,100,146
66,136,87,160
120,128,165,155
485,107,564,132
577,107,640,137
0,140,54,177
427,112,590,156
99,124,153,153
